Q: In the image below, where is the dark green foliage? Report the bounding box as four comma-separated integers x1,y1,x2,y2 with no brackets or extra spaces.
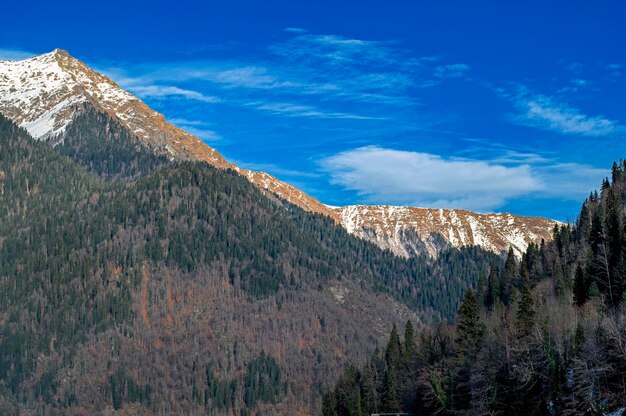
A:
500,247,517,306
573,265,588,306
385,324,403,370
109,368,152,410
403,320,416,364
455,289,482,357
453,289,483,410
56,105,168,180
516,281,535,337
244,352,284,407
326,365,363,416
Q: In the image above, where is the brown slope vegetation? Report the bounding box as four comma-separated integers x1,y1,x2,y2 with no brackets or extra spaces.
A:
57,264,418,415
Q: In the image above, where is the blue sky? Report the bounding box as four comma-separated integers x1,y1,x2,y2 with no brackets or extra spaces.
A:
1,0,624,221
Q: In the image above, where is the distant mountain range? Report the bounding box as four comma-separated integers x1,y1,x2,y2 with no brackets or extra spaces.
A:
0,49,557,258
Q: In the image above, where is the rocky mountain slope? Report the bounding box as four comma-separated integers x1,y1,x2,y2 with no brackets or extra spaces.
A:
0,49,556,256
333,205,558,258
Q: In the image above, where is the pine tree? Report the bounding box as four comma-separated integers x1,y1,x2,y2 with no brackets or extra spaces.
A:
554,262,566,297
454,289,483,410
385,324,403,371
573,265,588,307
605,188,624,306
500,248,518,306
484,263,498,310
455,290,483,356
576,200,592,243
403,320,416,365
381,367,401,412
517,282,535,338
360,363,380,415
611,161,623,184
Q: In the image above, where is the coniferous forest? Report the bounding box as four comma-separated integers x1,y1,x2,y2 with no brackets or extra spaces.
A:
323,163,626,415
0,110,501,414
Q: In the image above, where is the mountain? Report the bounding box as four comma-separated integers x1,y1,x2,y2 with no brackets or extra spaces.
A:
0,49,556,257
333,205,559,258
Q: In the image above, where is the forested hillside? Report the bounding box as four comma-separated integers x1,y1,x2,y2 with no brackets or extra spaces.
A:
323,162,626,415
0,113,500,415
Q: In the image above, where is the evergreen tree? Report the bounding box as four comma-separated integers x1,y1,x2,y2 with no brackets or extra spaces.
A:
605,188,624,306
517,282,535,338
360,363,380,415
500,248,518,306
454,289,483,410
573,265,588,307
381,368,401,413
611,161,624,184
554,262,566,297
455,290,483,357
484,263,498,310
403,320,416,365
385,324,403,371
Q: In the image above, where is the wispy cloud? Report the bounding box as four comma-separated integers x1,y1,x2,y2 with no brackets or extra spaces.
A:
232,160,321,178
248,101,385,120
128,85,221,103
270,33,398,65
169,118,221,141
321,145,606,211
0,47,35,60
96,30,469,120
180,127,222,141
434,64,471,79
504,87,623,136
284,27,308,34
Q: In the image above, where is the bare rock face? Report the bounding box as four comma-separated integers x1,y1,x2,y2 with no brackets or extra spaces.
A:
0,49,557,257
333,205,558,258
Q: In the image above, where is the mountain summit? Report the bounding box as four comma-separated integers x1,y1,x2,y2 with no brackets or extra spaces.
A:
0,49,556,256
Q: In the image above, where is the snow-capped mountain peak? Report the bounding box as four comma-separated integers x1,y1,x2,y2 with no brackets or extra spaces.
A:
0,49,336,217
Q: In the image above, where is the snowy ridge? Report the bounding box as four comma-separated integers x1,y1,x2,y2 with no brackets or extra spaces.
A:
333,205,558,258
0,49,135,140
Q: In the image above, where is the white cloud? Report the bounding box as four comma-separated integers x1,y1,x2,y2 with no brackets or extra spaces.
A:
321,146,541,211
320,146,607,211
508,87,623,136
128,85,221,103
